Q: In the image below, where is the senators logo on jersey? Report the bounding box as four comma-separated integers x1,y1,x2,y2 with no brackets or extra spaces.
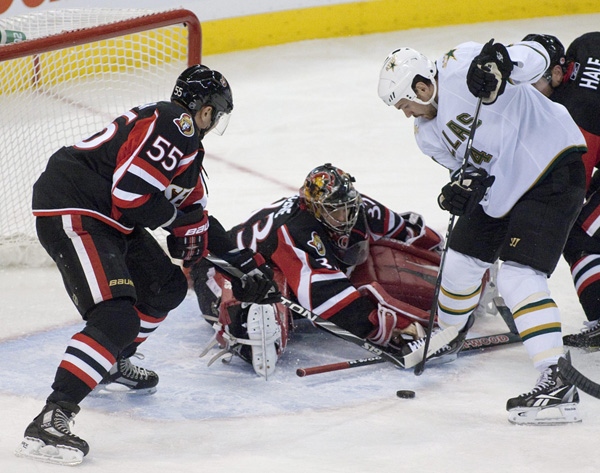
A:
307,231,326,256
174,113,195,137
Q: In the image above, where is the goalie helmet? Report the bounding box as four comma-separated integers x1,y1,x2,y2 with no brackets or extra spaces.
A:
300,163,361,235
522,34,566,81
378,47,437,106
172,64,234,136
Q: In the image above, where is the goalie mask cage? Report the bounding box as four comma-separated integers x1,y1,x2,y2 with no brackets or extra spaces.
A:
0,8,201,266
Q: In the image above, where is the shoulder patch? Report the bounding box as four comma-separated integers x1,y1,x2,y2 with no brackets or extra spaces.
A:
174,113,195,137
307,231,326,256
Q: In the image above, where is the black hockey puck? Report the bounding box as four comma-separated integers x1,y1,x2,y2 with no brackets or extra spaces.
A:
396,390,416,399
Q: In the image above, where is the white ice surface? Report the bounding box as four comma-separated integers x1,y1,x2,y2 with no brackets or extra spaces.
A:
2,14,600,472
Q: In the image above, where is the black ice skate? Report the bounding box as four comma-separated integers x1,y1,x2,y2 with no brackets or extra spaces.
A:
563,319,600,348
94,356,159,395
15,401,89,466
507,363,581,425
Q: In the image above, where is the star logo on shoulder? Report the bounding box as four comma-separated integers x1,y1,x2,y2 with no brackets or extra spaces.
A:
442,48,457,68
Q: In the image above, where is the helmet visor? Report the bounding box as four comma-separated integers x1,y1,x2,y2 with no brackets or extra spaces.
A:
210,110,231,136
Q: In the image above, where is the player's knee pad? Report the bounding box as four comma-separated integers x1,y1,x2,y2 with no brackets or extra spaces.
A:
142,266,188,314
85,298,140,350
442,249,490,291
497,261,550,311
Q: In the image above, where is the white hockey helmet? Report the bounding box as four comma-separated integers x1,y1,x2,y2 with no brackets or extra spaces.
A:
378,47,437,106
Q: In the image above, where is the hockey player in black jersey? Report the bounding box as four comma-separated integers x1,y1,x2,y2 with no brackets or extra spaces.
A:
190,163,471,378
526,33,600,348
16,65,279,465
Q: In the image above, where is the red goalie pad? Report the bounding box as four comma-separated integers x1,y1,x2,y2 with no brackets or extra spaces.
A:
350,239,440,312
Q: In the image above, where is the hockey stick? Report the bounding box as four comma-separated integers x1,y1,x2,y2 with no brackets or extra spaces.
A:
414,96,484,376
204,254,457,370
296,331,521,377
558,354,600,399
296,356,384,377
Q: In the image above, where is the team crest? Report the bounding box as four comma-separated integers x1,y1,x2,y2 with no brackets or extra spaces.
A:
442,49,458,68
174,113,195,137
307,231,326,256
385,55,397,72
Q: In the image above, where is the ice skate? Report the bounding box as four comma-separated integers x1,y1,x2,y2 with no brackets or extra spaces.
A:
398,316,473,368
507,363,581,425
93,355,159,395
15,401,89,466
246,303,282,379
563,319,600,349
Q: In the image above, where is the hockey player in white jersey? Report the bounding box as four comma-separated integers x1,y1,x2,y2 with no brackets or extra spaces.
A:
378,39,588,424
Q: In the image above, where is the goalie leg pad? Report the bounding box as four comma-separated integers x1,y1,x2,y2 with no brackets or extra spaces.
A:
246,303,282,379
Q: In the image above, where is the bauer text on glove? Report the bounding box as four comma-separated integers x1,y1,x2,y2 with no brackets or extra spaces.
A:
166,208,209,265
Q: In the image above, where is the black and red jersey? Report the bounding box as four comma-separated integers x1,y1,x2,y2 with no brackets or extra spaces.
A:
32,101,206,233
229,193,433,321
552,32,600,137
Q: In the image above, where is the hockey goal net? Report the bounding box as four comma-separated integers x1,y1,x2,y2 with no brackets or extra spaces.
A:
0,8,201,266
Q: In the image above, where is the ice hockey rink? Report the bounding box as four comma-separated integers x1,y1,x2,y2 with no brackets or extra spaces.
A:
2,12,600,472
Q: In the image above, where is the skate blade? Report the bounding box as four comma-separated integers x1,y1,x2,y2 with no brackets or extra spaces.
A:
89,383,157,396
15,437,84,466
507,403,582,425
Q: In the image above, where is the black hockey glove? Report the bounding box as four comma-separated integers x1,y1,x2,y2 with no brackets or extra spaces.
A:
222,248,281,304
166,208,209,267
438,168,495,216
466,39,514,104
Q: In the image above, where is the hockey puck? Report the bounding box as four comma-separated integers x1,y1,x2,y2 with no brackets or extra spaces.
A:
396,390,416,399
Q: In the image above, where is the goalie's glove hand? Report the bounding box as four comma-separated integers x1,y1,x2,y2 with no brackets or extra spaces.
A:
466,39,514,104
166,208,209,267
222,248,281,304
438,168,495,216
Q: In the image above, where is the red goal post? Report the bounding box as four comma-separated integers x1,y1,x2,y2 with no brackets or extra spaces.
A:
0,9,202,266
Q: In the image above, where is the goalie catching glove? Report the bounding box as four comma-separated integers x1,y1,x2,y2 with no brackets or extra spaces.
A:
220,248,281,304
466,39,514,104
438,168,495,216
166,208,209,266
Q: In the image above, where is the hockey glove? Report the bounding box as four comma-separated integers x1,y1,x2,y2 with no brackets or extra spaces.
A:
466,39,514,104
222,248,281,304
166,208,209,266
438,168,495,216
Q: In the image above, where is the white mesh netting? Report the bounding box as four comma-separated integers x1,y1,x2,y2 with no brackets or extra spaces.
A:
0,9,196,266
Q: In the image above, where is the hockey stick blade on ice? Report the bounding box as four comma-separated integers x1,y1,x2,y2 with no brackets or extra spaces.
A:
296,331,520,377
204,253,457,370
558,355,600,399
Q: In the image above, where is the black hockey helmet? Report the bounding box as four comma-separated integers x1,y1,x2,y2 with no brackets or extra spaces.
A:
172,64,233,136
300,163,361,234
522,34,566,80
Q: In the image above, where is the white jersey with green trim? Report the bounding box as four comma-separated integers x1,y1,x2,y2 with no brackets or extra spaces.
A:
414,41,587,218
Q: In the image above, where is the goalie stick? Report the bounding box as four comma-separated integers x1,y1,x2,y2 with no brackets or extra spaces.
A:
204,254,457,370
296,330,521,377
558,354,600,399
415,96,484,376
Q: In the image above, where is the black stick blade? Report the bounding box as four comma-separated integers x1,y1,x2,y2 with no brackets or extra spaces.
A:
558,356,600,399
